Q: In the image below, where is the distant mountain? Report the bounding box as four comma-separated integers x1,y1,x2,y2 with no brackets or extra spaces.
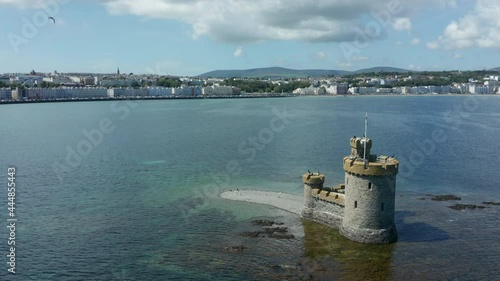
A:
353,66,413,74
489,67,500,71
198,66,412,78
198,67,350,78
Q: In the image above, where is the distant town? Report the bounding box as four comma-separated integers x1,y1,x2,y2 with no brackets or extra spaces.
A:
1,68,499,103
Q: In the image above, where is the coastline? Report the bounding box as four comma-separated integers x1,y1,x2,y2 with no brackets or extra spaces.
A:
300,93,500,97
1,93,498,105
0,94,294,105
220,190,303,215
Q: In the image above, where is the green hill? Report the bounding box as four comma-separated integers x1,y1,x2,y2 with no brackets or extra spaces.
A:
198,66,412,78
353,66,413,74
198,67,350,78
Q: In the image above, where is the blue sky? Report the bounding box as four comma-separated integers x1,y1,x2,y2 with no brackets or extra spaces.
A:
1,0,500,76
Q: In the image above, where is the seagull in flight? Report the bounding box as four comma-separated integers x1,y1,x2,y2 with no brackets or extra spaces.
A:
49,16,55,24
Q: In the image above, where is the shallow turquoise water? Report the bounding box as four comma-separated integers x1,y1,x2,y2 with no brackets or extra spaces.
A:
0,96,499,280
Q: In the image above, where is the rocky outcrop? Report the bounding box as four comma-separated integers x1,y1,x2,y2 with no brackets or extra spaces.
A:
448,204,487,210
429,194,462,201
483,201,500,206
223,245,248,252
241,220,295,239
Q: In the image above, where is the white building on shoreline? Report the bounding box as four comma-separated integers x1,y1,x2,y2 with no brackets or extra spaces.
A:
12,87,108,100
202,85,239,96
107,88,148,97
147,87,173,97
0,88,12,100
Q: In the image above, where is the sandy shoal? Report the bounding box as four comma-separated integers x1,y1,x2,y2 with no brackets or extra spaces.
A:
220,190,303,215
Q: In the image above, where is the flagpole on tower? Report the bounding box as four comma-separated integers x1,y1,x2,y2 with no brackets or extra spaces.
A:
363,112,368,161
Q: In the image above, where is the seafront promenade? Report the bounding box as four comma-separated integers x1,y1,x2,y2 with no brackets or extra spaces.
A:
3,93,499,105
0,93,296,105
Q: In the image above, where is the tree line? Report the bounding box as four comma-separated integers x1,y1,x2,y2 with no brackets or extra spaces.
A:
223,78,311,93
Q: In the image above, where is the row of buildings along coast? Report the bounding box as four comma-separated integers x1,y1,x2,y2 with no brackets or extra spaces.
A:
1,85,240,101
2,70,500,101
0,69,242,101
293,75,500,95
2,81,497,101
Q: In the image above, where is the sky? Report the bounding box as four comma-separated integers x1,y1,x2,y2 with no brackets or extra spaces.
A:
1,0,500,76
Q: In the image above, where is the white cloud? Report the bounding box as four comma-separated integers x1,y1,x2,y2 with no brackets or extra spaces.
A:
0,0,47,8
315,51,327,60
429,0,500,49
439,0,457,8
426,41,440,49
233,46,244,57
392,17,411,31
96,0,426,43
2,0,459,46
337,61,353,69
351,55,368,61
454,53,463,59
411,38,420,45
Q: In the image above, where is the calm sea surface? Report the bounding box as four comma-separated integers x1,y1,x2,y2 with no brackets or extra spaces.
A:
0,96,499,280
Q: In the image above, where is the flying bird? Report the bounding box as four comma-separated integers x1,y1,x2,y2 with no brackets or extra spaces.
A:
49,16,55,24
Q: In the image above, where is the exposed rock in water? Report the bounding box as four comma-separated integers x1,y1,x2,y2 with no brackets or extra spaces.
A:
448,204,487,210
269,233,295,239
263,226,288,234
483,201,500,206
251,219,284,226
430,195,462,201
240,229,295,239
241,225,294,239
223,245,248,252
241,231,261,238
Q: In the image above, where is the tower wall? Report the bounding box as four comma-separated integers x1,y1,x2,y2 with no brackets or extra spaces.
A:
301,173,344,228
306,198,344,228
340,159,398,243
302,173,324,217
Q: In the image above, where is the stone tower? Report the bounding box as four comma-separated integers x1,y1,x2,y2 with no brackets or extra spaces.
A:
302,173,325,217
340,137,399,243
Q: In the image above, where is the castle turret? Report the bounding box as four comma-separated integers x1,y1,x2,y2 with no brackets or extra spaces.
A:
302,173,325,215
340,137,399,243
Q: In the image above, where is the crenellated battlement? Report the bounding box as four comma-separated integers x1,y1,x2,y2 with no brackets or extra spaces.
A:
343,156,399,177
302,173,325,186
309,185,345,206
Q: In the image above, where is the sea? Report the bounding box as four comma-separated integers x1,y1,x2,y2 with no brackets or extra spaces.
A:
0,95,499,280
